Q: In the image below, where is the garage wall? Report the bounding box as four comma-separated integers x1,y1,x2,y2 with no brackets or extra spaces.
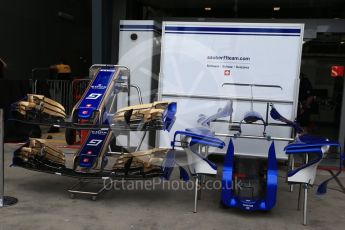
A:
0,0,92,80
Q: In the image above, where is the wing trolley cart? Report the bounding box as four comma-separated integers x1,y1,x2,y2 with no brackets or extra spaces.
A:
270,104,344,225
218,83,295,211
171,129,225,213
0,109,18,207
169,100,233,212
284,136,344,225
10,65,184,201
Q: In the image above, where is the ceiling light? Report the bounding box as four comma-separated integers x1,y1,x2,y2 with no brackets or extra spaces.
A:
204,7,212,11
340,41,345,45
273,6,280,11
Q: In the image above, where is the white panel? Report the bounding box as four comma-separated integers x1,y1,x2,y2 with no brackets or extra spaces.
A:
118,20,161,149
159,22,304,159
119,20,161,104
161,34,299,101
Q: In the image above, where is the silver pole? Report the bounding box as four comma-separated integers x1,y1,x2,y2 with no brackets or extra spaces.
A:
33,80,37,94
194,176,199,213
297,184,302,210
303,154,309,225
338,77,345,150
130,84,143,105
303,183,308,225
135,131,147,152
289,154,295,192
0,109,18,207
222,82,283,90
162,93,294,104
198,175,204,200
215,133,294,142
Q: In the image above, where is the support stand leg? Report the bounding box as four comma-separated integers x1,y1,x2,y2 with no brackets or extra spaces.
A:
297,184,302,210
289,155,294,192
303,183,308,225
302,153,309,225
197,175,204,200
194,176,199,213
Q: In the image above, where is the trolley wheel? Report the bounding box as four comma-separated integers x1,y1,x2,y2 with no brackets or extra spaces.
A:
70,193,76,199
65,128,76,145
91,196,97,201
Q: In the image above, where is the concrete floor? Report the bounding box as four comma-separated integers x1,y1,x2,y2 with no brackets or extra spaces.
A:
1,143,345,230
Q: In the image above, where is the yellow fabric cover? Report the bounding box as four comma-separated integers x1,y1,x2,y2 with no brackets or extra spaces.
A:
113,148,169,172
18,139,65,165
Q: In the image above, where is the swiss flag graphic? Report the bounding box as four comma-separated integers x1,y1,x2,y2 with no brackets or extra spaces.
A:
224,70,230,76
